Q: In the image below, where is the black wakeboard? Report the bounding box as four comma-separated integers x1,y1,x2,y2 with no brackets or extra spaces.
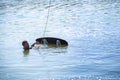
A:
36,37,68,47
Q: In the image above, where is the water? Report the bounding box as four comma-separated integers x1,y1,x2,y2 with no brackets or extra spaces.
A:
42,39,48,47
56,40,61,47
0,0,120,80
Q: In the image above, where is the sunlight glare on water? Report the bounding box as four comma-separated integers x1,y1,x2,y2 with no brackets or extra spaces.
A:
0,0,120,80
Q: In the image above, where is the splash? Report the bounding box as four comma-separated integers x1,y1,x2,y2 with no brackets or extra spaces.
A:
56,40,61,47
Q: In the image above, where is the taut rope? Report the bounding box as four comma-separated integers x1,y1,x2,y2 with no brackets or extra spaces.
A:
43,0,52,36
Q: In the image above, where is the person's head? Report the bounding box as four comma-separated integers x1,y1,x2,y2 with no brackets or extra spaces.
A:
22,40,30,50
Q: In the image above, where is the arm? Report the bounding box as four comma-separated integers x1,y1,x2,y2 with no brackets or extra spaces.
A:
30,43,36,49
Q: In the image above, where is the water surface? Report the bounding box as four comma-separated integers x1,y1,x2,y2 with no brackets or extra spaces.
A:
0,0,120,80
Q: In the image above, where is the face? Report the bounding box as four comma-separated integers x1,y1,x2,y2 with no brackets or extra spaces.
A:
22,41,27,46
22,41,29,49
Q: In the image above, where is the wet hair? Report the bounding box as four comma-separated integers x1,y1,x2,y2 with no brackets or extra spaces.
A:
22,40,30,50
22,40,28,46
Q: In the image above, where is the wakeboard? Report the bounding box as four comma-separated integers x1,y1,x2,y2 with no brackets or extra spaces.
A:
36,37,68,47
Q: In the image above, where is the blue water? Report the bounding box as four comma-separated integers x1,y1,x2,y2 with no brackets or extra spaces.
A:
0,0,120,80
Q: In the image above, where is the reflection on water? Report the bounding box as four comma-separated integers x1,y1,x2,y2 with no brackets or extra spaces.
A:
23,50,29,56
0,0,120,80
